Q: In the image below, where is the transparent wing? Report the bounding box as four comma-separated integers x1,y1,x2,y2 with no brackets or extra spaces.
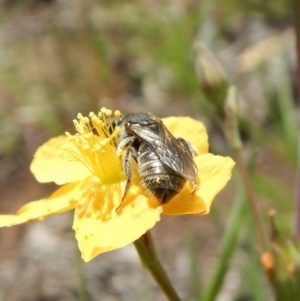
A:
128,123,198,181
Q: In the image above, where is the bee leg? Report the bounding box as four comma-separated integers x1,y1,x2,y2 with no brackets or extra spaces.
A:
117,136,135,154
191,180,198,194
116,148,133,211
176,137,199,156
192,181,197,193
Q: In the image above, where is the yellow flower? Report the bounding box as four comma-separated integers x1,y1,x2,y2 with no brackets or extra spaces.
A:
0,108,235,262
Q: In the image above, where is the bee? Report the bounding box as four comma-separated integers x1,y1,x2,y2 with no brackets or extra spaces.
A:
115,113,198,209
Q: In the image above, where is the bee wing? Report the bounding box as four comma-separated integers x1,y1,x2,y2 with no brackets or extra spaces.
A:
171,137,198,180
128,123,198,181
155,128,198,181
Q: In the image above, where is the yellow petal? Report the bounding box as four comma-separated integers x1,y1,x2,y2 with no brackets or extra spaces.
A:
163,154,235,215
0,182,82,227
73,183,162,262
30,136,91,185
161,183,206,215
162,117,209,154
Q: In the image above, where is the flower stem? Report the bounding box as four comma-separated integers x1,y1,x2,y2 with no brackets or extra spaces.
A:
295,168,300,240
224,86,269,251
75,248,89,301
233,150,269,251
292,0,300,240
201,186,247,301
133,231,182,301
293,0,300,106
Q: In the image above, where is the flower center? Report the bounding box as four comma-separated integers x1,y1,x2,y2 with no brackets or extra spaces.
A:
63,108,125,184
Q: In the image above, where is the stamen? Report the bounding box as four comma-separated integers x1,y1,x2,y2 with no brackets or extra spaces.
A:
63,108,124,184
114,110,121,118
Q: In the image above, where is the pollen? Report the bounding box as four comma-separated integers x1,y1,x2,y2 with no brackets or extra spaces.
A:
63,108,125,184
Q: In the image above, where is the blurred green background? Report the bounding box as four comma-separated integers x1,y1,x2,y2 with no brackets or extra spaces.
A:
0,0,297,301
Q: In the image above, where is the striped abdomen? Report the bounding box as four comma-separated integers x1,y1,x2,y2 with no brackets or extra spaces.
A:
136,142,186,203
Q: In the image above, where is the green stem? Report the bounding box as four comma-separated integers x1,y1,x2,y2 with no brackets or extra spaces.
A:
234,150,269,251
201,187,247,301
224,86,269,251
293,0,300,107
76,248,89,301
292,0,300,241
133,231,182,301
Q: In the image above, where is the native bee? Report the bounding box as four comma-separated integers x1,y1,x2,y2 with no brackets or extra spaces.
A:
115,113,198,208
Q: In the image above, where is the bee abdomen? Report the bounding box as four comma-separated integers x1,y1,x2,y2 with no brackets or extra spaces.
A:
137,145,164,174
137,143,186,204
143,174,186,204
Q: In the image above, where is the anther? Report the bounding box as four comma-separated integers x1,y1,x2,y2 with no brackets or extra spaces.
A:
106,109,112,116
114,110,121,117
